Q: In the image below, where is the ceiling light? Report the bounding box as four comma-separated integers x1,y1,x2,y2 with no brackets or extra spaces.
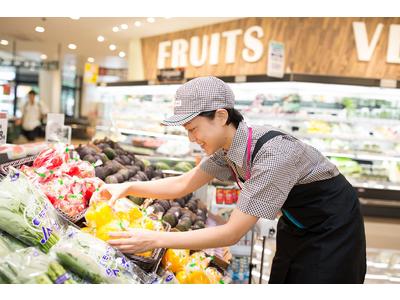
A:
97,35,105,42
70,17,80,20
134,21,142,27
120,24,128,30
40,54,47,60
0,39,8,46
35,26,45,33
118,51,126,58
109,44,117,51
147,17,155,23
112,26,119,32
87,57,95,63
68,43,77,50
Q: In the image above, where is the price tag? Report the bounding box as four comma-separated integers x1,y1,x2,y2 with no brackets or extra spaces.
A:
0,112,8,144
267,41,285,78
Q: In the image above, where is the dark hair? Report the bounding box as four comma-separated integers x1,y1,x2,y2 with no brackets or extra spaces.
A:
28,90,37,96
198,108,244,129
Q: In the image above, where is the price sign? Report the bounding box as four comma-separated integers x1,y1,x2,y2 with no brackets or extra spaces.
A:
0,112,8,144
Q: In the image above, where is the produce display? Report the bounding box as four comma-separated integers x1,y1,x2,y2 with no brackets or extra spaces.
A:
76,137,165,183
0,168,66,253
0,142,48,161
0,247,75,284
152,159,194,173
145,194,207,232
20,144,102,220
0,140,232,285
52,226,142,284
162,249,225,284
83,197,166,257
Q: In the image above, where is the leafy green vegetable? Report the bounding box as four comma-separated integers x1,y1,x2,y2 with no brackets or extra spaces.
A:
52,226,141,284
0,169,67,253
0,247,75,284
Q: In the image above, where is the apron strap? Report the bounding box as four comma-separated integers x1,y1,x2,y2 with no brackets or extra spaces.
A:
249,130,306,229
251,130,286,163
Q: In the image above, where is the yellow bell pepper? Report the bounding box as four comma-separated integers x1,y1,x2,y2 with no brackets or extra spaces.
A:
162,249,190,273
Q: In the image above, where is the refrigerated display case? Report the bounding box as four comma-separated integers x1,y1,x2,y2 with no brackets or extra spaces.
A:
95,79,400,218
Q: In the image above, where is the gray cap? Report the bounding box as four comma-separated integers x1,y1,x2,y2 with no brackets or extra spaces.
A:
162,76,235,126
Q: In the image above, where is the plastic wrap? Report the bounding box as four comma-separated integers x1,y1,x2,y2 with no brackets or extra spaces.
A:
0,168,68,253
21,144,102,221
0,247,75,284
52,226,146,284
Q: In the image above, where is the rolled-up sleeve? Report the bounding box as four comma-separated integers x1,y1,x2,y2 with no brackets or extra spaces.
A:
237,139,300,220
200,151,232,182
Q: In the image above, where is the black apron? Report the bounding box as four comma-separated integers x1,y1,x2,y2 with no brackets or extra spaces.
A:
251,131,367,284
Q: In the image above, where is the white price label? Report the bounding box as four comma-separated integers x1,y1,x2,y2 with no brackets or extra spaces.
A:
0,112,8,144
267,41,285,78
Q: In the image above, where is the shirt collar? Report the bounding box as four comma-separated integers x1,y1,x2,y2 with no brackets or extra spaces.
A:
225,121,249,168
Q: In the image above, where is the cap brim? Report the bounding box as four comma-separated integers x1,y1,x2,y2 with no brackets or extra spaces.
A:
161,112,201,126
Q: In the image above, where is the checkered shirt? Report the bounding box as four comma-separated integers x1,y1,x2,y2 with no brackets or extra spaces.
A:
200,121,340,220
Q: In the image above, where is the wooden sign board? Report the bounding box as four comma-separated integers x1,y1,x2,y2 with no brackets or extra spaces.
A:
141,17,400,80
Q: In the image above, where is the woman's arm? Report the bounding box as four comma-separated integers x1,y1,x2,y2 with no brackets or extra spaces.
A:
100,165,213,203
108,208,259,253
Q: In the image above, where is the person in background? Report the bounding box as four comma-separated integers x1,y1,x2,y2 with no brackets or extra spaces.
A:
20,90,47,141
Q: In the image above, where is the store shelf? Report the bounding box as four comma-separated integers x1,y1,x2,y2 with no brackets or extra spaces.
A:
247,113,400,126
323,151,400,162
350,179,400,191
212,203,237,209
96,125,187,141
294,132,399,144
230,245,251,257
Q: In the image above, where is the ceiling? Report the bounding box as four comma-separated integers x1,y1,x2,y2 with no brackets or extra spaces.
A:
0,17,239,70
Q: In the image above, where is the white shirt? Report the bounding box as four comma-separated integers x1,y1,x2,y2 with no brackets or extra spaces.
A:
22,102,45,131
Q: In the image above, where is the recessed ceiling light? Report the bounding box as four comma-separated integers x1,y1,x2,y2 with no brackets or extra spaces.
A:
70,17,80,20
0,39,8,46
120,24,128,30
134,21,142,27
68,43,77,50
87,57,95,63
147,17,155,23
35,26,45,33
109,44,117,51
97,35,105,42
40,54,47,60
118,51,126,58
112,26,119,32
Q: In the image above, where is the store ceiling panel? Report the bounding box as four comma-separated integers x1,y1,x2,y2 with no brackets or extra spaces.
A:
0,17,238,69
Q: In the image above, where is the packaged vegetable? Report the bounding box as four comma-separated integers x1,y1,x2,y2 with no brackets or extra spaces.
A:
0,168,67,253
51,226,142,284
0,230,26,257
21,144,102,220
0,247,75,284
84,199,165,257
162,249,190,273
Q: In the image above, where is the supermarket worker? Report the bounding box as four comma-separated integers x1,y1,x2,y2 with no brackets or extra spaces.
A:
101,76,367,284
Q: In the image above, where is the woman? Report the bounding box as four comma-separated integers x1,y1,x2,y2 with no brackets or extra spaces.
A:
101,76,366,283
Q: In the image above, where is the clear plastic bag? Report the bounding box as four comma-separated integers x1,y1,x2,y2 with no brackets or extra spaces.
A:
0,168,68,253
0,230,26,257
51,226,146,284
0,247,75,284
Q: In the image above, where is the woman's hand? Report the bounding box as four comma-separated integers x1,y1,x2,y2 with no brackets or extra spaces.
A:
98,182,132,205
108,229,159,254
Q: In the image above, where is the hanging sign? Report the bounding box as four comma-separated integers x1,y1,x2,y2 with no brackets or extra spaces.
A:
267,41,285,78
